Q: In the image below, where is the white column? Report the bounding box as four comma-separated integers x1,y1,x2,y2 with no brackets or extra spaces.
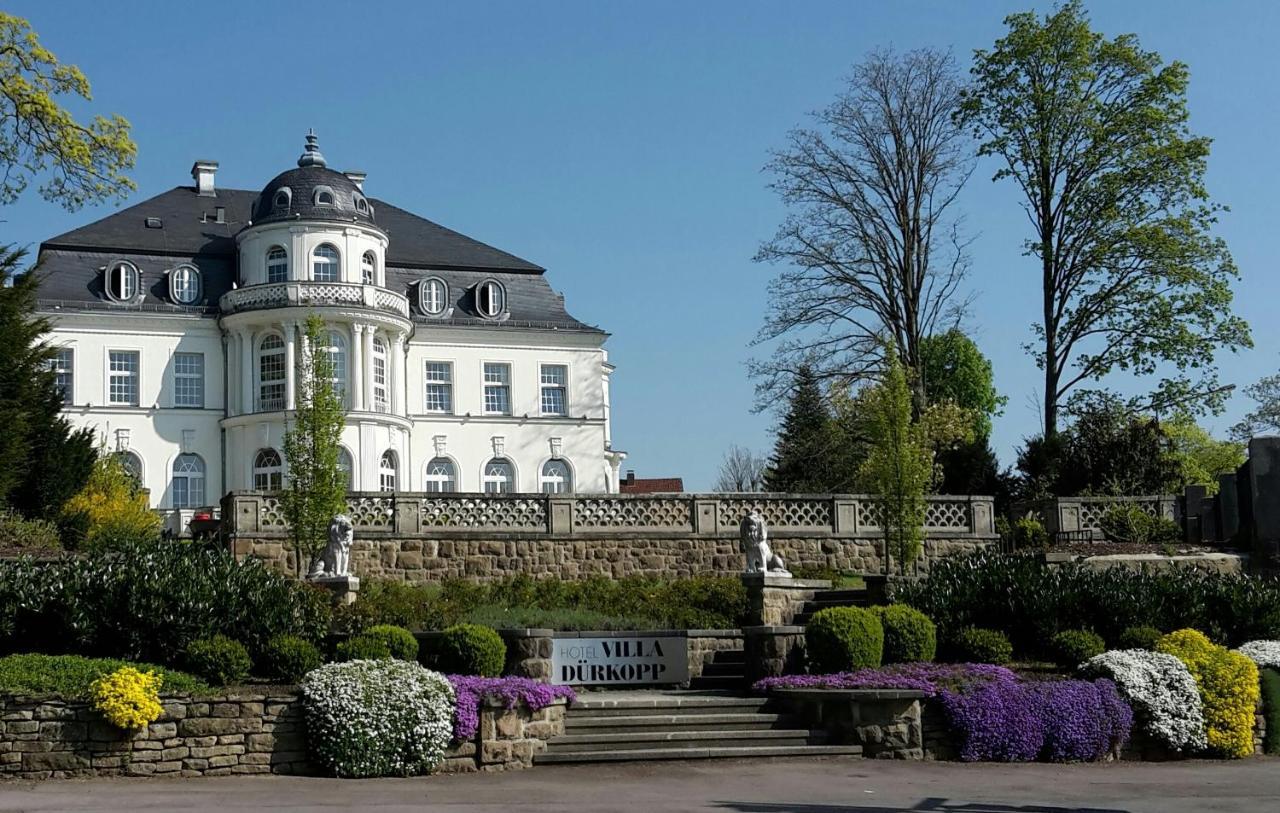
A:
239,328,253,414
391,333,406,415
350,324,365,412
283,321,297,410
361,325,375,413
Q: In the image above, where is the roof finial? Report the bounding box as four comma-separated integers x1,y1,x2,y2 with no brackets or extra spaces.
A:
297,129,326,168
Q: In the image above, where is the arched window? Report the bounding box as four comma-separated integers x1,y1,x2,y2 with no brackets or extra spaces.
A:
118,451,143,486
540,459,573,494
266,247,288,283
313,244,340,282
337,447,353,490
253,448,283,491
420,277,448,316
314,186,335,205
273,188,292,209
476,279,505,318
424,457,456,493
372,336,388,412
172,454,206,508
106,261,140,302
361,251,376,285
354,195,369,214
483,458,514,494
322,330,347,402
379,450,398,492
170,265,200,304
258,334,285,411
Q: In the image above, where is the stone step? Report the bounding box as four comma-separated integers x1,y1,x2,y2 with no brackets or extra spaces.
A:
813,588,869,603
569,694,769,714
564,712,798,733
535,743,863,764
550,728,825,748
699,661,747,677
686,676,745,691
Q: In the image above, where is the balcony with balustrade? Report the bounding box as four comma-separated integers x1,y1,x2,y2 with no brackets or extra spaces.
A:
220,281,410,321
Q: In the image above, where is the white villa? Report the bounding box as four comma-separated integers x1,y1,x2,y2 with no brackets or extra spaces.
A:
33,134,625,527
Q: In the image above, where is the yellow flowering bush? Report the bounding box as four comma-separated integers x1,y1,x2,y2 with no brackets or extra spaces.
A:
61,453,160,549
1157,629,1259,758
89,666,163,730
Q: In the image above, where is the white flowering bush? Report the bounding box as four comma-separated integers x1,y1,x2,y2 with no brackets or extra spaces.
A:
1237,640,1280,669
1082,649,1207,753
302,659,455,777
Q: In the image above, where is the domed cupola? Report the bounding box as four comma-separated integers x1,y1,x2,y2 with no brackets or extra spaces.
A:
250,131,377,227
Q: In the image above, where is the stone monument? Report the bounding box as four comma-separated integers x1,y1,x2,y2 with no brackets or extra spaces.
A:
307,514,359,605
739,510,791,577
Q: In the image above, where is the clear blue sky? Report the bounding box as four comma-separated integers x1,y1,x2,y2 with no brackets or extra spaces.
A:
3,1,1277,490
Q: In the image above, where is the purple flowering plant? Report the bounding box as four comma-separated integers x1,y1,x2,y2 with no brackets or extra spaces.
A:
447,675,576,742
753,662,1016,696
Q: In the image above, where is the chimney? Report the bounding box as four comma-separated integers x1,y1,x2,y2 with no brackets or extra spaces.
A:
625,470,635,485
214,206,226,224
191,160,218,197
343,170,367,191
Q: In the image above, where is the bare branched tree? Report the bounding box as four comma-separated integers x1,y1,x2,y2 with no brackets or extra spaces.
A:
753,48,973,411
714,445,767,493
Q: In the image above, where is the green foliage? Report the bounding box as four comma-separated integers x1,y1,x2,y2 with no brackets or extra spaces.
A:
806,606,884,673
436,624,506,677
458,605,652,632
948,627,1012,665
1116,626,1164,651
764,366,841,492
1049,629,1106,670
962,1,1249,437
1234,374,1280,442
258,635,322,684
183,635,251,686
282,314,347,576
60,452,160,550
789,565,865,589
0,540,331,664
997,515,1048,550
869,605,936,663
1098,503,1181,546
335,634,393,662
859,349,931,569
893,549,1280,653
919,329,1007,439
363,625,419,662
1260,668,1280,756
0,508,60,549
0,653,207,697
1164,414,1244,494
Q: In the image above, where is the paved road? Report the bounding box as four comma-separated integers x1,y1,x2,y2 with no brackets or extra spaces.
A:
2,756,1278,812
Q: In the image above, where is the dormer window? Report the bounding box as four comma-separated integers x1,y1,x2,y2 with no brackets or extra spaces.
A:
353,193,369,214
273,188,292,209
476,279,505,318
420,277,448,316
169,265,201,304
314,186,335,206
105,261,140,302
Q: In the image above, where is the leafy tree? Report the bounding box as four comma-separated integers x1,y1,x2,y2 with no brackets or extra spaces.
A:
1164,414,1244,495
859,350,931,571
0,247,96,519
714,445,767,492
0,13,136,211
919,329,1006,439
763,366,840,492
61,451,159,549
1232,373,1280,441
962,1,1249,439
754,47,972,410
282,315,347,577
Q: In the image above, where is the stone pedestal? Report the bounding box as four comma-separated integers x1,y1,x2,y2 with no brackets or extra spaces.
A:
306,574,360,606
742,574,831,627
743,625,807,684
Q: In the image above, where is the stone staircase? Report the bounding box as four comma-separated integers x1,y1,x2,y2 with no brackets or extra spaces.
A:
536,691,862,764
688,648,747,690
790,587,870,626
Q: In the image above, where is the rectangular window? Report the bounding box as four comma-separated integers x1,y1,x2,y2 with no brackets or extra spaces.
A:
173,352,204,408
540,364,568,416
51,348,73,405
424,362,453,413
483,362,511,416
108,350,139,406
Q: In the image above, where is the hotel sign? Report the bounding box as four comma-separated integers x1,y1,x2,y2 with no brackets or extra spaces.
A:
551,635,689,686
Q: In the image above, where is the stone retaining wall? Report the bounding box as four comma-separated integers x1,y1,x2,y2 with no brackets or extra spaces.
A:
0,691,565,780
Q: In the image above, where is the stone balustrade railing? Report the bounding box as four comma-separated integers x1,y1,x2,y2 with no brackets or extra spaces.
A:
219,281,410,319
1010,495,1179,541
222,491,996,539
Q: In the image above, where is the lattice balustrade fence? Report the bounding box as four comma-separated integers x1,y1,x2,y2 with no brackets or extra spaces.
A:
572,497,692,529
419,496,548,529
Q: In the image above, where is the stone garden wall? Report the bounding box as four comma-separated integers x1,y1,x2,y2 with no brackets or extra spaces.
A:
0,691,565,780
224,492,996,582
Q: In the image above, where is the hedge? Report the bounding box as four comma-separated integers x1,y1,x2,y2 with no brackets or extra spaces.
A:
870,605,936,663
0,653,207,697
806,606,883,673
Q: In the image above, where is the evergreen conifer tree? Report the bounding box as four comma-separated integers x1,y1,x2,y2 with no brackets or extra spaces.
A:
763,366,838,492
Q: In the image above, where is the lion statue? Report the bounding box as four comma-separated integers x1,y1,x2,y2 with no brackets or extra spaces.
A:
311,514,354,578
739,510,791,577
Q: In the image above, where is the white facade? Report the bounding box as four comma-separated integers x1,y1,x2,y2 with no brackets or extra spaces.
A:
36,138,625,517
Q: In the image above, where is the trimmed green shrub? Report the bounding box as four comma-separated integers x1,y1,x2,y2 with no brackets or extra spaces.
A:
806,606,884,673
363,625,418,661
949,627,1012,665
436,624,506,676
1049,629,1106,670
335,634,393,662
870,605,936,663
1117,625,1164,651
259,635,323,683
184,635,251,686
333,579,444,634
0,653,207,697
1261,667,1280,756
0,509,60,550
1098,503,1181,546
